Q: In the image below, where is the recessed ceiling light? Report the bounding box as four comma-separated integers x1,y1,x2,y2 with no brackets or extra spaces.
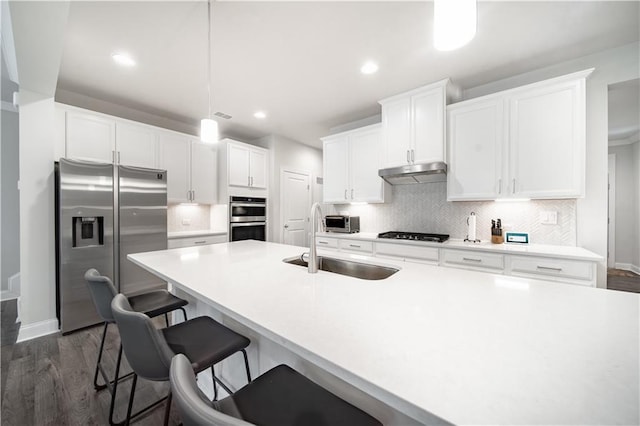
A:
254,111,267,119
360,61,378,75
111,53,136,67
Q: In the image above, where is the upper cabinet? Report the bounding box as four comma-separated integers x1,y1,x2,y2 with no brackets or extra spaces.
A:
379,79,449,169
227,141,268,189
61,105,158,169
447,69,593,201
218,139,270,202
322,124,389,204
157,131,217,204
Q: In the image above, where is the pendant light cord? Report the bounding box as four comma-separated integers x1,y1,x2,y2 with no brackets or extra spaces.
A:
207,0,212,119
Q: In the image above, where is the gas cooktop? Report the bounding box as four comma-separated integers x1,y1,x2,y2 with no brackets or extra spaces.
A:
377,231,450,243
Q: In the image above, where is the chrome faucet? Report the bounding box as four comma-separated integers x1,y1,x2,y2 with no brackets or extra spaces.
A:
308,202,323,273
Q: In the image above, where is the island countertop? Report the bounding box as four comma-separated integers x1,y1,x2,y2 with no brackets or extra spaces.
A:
128,240,638,425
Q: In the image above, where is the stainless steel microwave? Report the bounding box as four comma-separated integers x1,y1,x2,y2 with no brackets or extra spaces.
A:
325,215,360,233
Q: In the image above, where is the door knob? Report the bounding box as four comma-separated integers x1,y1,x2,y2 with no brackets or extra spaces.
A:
284,224,289,229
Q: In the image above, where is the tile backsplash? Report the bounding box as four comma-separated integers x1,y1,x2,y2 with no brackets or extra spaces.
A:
168,204,211,232
335,182,577,245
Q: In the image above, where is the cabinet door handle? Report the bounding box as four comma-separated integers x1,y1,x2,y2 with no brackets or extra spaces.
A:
344,189,348,199
536,266,562,272
112,150,116,163
192,189,195,201
351,189,354,199
251,176,254,186
498,179,502,194
406,150,410,163
411,149,415,163
194,240,207,245
349,244,361,248
512,179,516,194
117,151,121,164
462,257,482,262
318,241,328,245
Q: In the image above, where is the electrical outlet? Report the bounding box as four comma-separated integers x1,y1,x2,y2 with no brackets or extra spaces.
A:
182,218,191,226
539,211,557,225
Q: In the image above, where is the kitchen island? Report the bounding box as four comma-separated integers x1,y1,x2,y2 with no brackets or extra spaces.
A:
129,240,638,425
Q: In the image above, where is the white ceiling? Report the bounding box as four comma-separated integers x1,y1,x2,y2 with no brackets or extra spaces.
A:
56,1,640,148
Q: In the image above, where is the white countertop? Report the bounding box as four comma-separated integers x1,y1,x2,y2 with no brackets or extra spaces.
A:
167,229,227,239
129,241,637,425
318,232,603,261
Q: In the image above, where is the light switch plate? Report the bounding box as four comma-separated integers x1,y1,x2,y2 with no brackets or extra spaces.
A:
182,218,191,226
540,211,557,225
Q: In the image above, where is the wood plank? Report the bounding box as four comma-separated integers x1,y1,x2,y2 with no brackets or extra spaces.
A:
1,354,36,425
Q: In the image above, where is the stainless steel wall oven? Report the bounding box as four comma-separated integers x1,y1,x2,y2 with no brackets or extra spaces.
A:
229,196,267,242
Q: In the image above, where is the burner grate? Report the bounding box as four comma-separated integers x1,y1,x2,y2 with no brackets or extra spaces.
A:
377,231,450,243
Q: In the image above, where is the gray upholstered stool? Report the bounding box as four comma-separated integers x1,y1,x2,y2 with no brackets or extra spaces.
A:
111,293,251,426
84,268,188,424
170,353,382,426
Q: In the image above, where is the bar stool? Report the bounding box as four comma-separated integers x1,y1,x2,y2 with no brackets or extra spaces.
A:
84,269,188,390
111,293,252,425
170,353,382,426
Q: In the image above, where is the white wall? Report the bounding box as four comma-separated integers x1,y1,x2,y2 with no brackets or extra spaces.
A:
258,134,323,244
462,42,640,287
1,107,20,295
608,144,639,270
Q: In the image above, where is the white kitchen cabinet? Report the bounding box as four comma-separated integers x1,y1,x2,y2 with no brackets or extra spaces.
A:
441,249,505,273
315,236,339,250
322,124,388,204
379,79,449,169
375,242,439,265
65,111,115,163
338,239,374,254
167,234,227,249
228,141,268,189
158,131,217,204
447,98,504,200
508,255,594,286
447,69,592,201
116,122,158,169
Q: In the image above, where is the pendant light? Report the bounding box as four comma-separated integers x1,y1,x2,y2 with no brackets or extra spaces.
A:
200,0,218,143
434,0,477,51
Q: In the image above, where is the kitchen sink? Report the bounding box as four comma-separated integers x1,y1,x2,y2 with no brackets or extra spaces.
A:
283,255,399,280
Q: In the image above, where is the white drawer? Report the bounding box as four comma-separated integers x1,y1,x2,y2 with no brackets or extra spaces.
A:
376,242,439,263
168,234,227,249
509,255,593,282
442,249,504,271
316,237,339,249
339,239,374,254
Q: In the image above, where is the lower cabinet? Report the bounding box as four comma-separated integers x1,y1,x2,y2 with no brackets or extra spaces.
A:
168,234,227,249
315,236,597,286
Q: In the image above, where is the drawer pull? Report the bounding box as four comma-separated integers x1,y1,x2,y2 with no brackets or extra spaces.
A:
349,244,361,248
194,240,207,244
536,265,562,272
318,241,328,245
462,257,482,262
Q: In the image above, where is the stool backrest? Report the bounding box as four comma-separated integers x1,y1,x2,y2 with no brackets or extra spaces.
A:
84,268,118,323
111,293,175,381
170,354,254,426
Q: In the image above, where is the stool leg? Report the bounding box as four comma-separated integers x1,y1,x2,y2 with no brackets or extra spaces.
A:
241,349,251,382
164,313,169,327
179,307,187,322
109,345,124,426
211,366,218,401
124,374,138,426
163,392,172,426
93,322,109,390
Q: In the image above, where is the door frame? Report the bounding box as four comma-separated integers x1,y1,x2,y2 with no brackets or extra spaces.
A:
279,167,312,246
607,153,616,269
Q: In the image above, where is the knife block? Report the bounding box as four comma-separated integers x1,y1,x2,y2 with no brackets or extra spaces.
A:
491,234,504,244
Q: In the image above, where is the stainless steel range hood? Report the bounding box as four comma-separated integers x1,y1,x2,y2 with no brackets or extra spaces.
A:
378,162,447,185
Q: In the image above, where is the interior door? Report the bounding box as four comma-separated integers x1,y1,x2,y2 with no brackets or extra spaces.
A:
282,170,310,247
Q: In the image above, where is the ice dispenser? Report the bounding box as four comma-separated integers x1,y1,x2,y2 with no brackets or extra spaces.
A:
72,216,104,248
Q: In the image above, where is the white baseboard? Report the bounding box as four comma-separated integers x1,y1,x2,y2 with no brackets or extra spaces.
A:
1,272,21,301
16,318,59,343
614,263,640,275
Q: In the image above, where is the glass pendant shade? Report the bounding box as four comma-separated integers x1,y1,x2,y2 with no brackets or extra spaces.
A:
200,118,218,144
434,0,477,51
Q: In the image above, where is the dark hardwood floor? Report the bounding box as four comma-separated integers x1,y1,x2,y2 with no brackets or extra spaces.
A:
607,269,640,294
1,300,181,426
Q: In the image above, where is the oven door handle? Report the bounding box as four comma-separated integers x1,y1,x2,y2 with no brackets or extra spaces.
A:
230,203,266,208
231,222,266,228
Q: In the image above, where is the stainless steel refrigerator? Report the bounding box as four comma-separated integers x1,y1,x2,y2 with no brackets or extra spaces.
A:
55,158,168,334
